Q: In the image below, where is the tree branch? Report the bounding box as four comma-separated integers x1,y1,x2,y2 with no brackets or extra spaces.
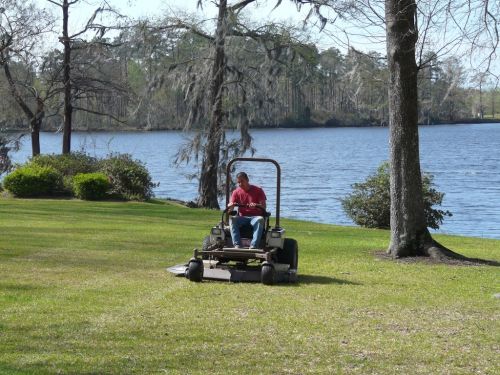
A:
72,106,127,124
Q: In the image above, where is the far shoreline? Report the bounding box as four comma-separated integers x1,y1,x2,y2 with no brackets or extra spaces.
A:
3,118,499,134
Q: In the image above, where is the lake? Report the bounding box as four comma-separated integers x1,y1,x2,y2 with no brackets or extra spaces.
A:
9,123,500,239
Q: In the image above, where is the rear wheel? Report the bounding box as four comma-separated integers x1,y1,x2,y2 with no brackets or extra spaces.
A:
187,259,203,282
261,263,275,285
278,238,299,270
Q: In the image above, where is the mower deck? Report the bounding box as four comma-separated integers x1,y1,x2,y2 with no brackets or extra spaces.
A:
197,246,270,261
167,260,297,283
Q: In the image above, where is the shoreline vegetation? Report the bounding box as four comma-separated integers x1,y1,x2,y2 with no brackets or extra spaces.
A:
2,118,499,133
0,198,499,374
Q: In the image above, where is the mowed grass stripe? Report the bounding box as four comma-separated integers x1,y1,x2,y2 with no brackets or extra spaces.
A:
0,198,498,374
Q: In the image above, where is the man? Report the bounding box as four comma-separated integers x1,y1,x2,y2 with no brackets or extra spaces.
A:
227,172,267,249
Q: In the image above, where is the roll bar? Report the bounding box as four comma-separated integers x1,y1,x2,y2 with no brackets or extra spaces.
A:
225,157,281,228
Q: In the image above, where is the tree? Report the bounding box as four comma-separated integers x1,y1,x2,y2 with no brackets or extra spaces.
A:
170,0,316,207
384,0,499,259
0,0,54,156
290,0,499,260
197,0,228,208
46,0,124,154
471,71,490,119
384,0,433,257
435,57,468,121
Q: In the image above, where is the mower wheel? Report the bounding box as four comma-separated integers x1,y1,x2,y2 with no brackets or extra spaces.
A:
187,259,203,282
261,263,276,285
278,238,299,270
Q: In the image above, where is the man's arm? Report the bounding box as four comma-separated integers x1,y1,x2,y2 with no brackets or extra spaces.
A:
228,190,238,209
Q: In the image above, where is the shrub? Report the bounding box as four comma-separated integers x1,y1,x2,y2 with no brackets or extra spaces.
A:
31,152,99,176
30,152,99,194
73,173,110,200
3,165,63,197
341,162,452,230
98,153,156,200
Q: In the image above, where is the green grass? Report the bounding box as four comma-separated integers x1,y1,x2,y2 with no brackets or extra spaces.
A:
0,199,499,374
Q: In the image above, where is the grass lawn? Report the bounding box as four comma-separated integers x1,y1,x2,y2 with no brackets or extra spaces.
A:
0,198,499,374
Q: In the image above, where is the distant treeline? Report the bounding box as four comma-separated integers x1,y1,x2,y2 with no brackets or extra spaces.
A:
1,27,498,132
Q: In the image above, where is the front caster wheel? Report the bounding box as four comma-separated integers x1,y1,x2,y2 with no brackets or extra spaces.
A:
187,259,203,282
261,263,275,285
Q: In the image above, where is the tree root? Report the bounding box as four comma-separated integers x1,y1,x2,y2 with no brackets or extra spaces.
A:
388,228,499,266
423,239,499,266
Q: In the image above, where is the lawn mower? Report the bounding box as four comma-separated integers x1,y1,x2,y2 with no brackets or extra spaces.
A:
167,157,298,285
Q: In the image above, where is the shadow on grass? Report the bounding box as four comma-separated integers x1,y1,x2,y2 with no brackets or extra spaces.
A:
375,250,500,267
294,274,362,286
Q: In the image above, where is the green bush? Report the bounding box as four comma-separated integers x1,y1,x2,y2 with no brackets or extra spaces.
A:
30,152,99,194
73,173,110,200
4,152,156,201
98,154,156,200
341,162,452,230
31,152,98,176
3,165,63,197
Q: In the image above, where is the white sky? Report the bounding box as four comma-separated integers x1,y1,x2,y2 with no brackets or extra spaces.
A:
35,0,381,53
32,0,499,80
110,0,312,22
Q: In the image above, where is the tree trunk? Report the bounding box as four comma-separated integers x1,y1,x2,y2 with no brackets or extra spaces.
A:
492,89,495,118
384,0,474,261
30,117,41,156
385,0,434,257
2,59,41,156
31,98,44,156
62,0,73,154
197,0,227,209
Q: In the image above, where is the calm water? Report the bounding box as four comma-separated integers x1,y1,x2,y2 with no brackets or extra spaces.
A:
9,123,500,239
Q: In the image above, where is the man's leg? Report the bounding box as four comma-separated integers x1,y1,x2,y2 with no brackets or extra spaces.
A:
229,216,250,248
250,216,265,248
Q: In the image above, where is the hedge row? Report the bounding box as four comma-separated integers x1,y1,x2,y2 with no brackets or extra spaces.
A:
3,152,157,201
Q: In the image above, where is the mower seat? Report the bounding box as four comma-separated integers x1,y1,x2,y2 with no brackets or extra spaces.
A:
239,212,271,245
239,224,254,239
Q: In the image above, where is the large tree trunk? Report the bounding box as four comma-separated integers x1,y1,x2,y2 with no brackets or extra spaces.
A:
384,0,480,262
197,0,227,209
385,0,430,257
62,0,72,154
384,0,449,259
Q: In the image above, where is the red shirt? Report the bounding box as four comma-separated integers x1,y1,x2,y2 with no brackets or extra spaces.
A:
231,185,266,216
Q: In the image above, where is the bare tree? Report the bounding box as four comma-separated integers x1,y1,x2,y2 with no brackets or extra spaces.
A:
0,0,54,156
290,0,499,261
45,0,125,154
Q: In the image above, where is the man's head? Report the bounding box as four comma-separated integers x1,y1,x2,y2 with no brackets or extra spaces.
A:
236,172,250,191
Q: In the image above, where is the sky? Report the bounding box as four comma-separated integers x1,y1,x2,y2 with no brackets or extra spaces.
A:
109,0,312,23
36,0,382,53
108,0,386,51
32,0,499,80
